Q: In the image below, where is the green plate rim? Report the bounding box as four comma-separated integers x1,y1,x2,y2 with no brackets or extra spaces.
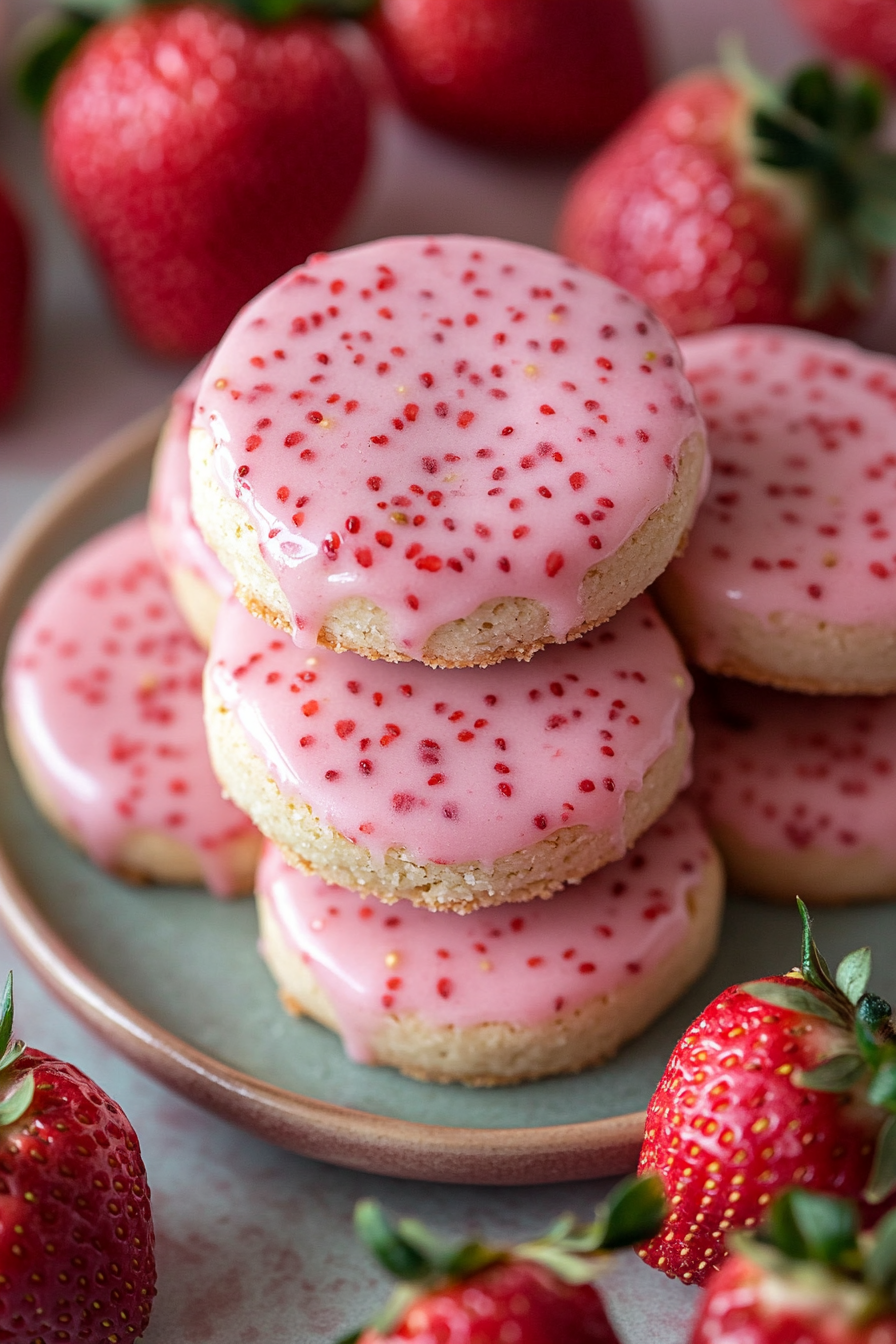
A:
0,407,645,1185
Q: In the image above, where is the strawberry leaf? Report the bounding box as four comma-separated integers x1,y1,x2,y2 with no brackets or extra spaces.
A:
741,981,847,1026
797,1052,866,1092
0,1071,34,1127
0,973,14,1062
788,1189,858,1266
784,63,838,130
797,898,840,998
599,1173,665,1251
836,948,872,1005
866,1114,896,1204
354,1201,432,1281
864,1208,896,1294
867,1061,896,1109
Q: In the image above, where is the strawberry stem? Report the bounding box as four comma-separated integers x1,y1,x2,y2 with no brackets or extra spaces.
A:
0,974,34,1127
342,1176,665,1342
721,40,896,314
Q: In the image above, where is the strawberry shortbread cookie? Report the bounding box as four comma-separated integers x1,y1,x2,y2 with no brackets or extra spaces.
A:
4,515,260,896
148,361,232,648
190,234,706,667
657,327,896,694
257,799,723,1085
692,675,896,904
204,592,693,911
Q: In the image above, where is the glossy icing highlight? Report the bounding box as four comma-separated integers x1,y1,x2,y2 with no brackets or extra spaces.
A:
258,798,713,1061
207,591,692,865
669,326,896,642
4,515,256,896
195,234,702,655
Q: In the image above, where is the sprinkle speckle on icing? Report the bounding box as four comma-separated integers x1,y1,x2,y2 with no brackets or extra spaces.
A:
208,592,691,866
258,798,711,1062
197,235,701,655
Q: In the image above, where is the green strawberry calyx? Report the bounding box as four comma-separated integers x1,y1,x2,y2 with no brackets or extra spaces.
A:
722,36,896,317
0,972,34,1127
15,0,378,114
742,898,896,1205
734,1189,896,1325
336,1174,665,1342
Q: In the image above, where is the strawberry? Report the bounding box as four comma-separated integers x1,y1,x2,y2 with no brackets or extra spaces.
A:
637,900,896,1287
339,1176,665,1343
691,1189,896,1344
369,0,650,154
0,174,29,413
557,54,896,337
44,3,370,357
0,974,156,1340
785,0,896,84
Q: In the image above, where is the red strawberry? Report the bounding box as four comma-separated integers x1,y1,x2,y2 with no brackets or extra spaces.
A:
340,1176,665,1343
637,900,896,1287
369,0,650,154
785,0,896,84
557,55,896,337
691,1189,896,1344
0,175,29,413
45,3,369,357
0,974,156,1340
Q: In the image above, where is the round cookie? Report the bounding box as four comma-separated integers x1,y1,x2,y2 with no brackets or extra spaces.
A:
4,515,260,897
204,590,694,912
256,798,724,1085
656,326,896,695
692,675,896,904
148,361,232,648
190,233,707,667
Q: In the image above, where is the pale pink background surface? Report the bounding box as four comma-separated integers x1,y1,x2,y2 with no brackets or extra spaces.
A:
0,0,866,1338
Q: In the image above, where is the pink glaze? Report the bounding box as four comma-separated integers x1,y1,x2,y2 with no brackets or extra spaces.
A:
195,234,703,656
668,327,896,647
692,678,896,859
148,361,233,600
208,591,692,865
258,798,712,1061
4,515,257,896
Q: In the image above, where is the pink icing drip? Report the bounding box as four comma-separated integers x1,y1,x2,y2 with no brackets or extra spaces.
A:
669,327,896,642
208,591,692,865
258,798,711,1062
4,515,256,896
692,679,896,858
148,361,233,599
196,234,702,656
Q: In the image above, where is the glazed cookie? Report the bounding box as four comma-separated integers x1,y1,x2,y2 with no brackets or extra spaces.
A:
656,327,896,694
4,516,260,896
204,591,693,912
256,799,724,1085
148,361,232,648
190,234,706,667
692,676,896,904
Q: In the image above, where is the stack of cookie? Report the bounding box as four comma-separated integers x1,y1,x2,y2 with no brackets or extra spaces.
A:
163,233,725,1086
655,327,896,907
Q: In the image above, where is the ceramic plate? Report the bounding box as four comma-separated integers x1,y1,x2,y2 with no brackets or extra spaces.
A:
0,409,894,1185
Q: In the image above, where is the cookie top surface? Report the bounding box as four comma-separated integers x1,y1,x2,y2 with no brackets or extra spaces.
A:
4,515,255,895
149,363,232,599
669,327,896,628
258,798,713,1055
195,234,702,657
693,678,896,858
208,591,691,866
